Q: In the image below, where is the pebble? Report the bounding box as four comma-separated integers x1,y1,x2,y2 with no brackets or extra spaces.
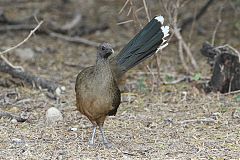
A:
12,138,22,143
69,127,78,131
46,107,63,124
11,119,18,123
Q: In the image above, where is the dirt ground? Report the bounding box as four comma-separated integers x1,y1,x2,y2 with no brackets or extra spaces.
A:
0,0,240,159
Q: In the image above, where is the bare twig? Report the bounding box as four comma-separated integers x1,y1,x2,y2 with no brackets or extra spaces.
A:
212,43,240,62
0,21,43,56
129,0,143,29
180,0,214,32
146,65,157,93
143,0,150,22
211,20,221,46
174,27,198,70
178,40,193,74
143,0,161,88
0,21,43,71
117,20,134,25
0,55,24,71
60,12,82,31
223,89,240,95
211,2,224,45
48,12,82,32
132,71,210,81
135,7,144,13
155,54,162,89
163,76,190,85
224,44,240,62
177,118,217,125
119,0,130,14
228,76,234,93
127,7,133,16
170,0,198,73
0,18,65,95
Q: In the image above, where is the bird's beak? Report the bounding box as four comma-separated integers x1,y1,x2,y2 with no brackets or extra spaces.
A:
108,49,114,56
103,49,114,59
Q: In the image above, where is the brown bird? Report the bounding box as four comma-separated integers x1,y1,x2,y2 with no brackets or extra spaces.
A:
75,16,169,147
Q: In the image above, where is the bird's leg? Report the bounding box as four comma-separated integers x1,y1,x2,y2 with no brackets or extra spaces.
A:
88,125,97,146
99,125,112,148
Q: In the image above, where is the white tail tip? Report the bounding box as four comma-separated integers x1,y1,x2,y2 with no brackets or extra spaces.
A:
155,15,164,24
154,15,170,52
161,26,170,38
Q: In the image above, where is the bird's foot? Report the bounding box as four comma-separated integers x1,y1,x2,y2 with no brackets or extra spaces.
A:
88,125,97,147
103,141,112,148
88,140,95,147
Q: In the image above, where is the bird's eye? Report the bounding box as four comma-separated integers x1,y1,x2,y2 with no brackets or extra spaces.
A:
101,46,106,50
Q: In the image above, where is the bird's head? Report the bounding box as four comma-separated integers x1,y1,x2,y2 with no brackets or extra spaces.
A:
97,42,114,59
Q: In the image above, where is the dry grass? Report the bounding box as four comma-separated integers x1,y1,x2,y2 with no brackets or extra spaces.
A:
0,86,240,159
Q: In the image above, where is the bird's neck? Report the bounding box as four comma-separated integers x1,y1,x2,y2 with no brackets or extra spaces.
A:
96,56,109,68
95,57,113,80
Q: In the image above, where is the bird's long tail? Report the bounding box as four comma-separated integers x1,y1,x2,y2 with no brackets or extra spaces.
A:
111,15,170,78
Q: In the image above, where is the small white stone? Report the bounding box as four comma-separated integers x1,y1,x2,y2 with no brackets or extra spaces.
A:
155,15,164,24
11,119,18,123
12,138,22,143
46,107,63,124
69,127,77,131
60,86,66,91
55,87,62,96
232,110,240,119
20,112,29,120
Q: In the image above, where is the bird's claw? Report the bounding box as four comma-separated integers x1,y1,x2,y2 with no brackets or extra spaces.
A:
103,142,112,148
88,140,95,147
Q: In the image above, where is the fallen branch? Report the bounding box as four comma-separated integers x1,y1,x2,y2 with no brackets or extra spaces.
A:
177,118,217,125
0,55,24,71
0,60,65,95
49,32,99,47
180,0,214,32
163,76,190,85
48,12,82,33
0,24,36,32
0,110,28,122
0,9,108,47
0,9,109,38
